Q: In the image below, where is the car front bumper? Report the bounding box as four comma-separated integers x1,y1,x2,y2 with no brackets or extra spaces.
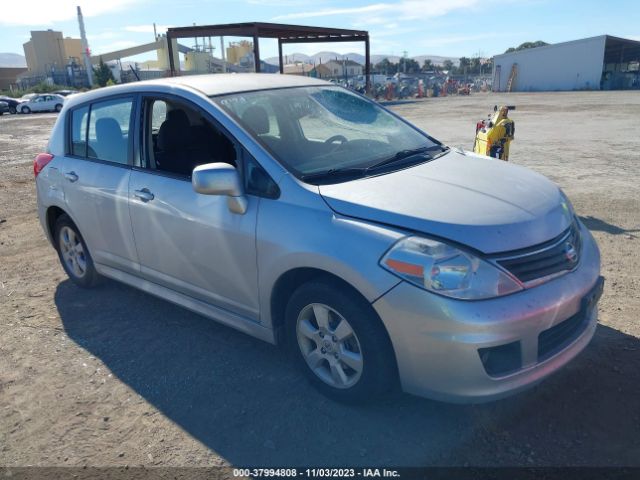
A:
373,221,602,403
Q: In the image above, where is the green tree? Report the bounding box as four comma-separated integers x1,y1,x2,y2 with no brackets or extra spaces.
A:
93,57,115,87
374,58,397,75
442,59,454,72
504,40,548,53
399,57,420,74
421,59,433,72
458,57,471,75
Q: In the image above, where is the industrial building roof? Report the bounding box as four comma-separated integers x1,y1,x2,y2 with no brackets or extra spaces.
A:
494,34,640,61
166,22,368,44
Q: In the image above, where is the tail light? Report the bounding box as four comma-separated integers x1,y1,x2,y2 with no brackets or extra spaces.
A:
34,153,54,177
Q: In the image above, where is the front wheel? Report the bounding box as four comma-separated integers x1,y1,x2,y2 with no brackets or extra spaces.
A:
54,104,62,112
285,280,397,403
54,214,100,288
9,106,16,114
21,106,30,114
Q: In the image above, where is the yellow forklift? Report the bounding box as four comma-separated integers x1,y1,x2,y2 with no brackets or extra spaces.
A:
473,105,515,161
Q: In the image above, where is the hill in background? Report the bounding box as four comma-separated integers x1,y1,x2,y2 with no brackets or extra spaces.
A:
0,53,27,68
265,51,459,67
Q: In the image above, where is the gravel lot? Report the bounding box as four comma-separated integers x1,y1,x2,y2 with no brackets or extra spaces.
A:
1,91,639,468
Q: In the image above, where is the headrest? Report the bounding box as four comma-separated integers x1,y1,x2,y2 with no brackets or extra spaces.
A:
241,105,269,135
95,117,123,142
157,108,191,151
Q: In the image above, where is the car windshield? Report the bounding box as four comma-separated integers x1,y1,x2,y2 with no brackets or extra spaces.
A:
213,86,445,183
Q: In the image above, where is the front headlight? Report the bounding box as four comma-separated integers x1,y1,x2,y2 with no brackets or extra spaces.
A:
380,236,523,300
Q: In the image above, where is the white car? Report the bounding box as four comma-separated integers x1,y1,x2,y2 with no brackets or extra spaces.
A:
18,94,65,114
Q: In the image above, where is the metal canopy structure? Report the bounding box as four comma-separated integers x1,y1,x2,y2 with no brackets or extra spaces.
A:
603,35,640,65
166,22,371,90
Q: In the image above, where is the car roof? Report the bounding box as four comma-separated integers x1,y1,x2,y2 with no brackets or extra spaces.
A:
63,73,330,108
151,73,328,96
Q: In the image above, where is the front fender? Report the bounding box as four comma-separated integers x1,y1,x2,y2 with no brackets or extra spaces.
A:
256,181,404,327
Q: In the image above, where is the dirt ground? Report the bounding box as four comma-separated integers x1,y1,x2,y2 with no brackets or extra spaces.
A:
1,91,639,468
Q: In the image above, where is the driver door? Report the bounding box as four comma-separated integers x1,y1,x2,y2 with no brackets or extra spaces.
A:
128,95,261,321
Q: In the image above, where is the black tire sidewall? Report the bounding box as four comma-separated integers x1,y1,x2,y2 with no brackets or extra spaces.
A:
54,215,99,288
285,280,396,403
55,104,62,112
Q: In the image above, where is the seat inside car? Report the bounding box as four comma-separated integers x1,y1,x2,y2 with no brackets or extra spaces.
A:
155,107,236,176
156,108,198,175
242,105,269,136
94,117,127,163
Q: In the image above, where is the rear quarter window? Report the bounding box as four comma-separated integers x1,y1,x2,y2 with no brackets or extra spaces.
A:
70,106,89,157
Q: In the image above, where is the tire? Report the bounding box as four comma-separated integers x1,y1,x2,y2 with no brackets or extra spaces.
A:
21,106,30,114
285,280,397,403
54,104,62,112
54,214,100,288
9,106,16,114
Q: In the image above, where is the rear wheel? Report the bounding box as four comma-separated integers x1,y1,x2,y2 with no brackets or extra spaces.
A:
54,214,100,288
54,104,62,112
21,106,30,114
285,280,396,403
9,106,16,114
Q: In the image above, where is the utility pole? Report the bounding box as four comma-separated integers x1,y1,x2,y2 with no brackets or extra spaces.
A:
77,6,94,87
220,36,226,73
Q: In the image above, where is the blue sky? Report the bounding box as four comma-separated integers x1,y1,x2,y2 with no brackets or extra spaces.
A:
1,0,638,60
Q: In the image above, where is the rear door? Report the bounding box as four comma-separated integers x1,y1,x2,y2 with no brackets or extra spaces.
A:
61,96,139,274
42,95,56,111
31,96,46,112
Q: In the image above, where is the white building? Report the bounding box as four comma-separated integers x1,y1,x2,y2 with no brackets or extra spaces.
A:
493,35,640,92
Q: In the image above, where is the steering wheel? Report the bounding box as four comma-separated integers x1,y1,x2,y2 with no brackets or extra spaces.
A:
324,135,348,152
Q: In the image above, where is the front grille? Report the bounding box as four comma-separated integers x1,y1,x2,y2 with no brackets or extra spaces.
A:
496,221,582,283
537,310,588,361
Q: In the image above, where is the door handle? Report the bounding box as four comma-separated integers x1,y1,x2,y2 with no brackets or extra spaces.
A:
133,188,155,202
64,171,78,182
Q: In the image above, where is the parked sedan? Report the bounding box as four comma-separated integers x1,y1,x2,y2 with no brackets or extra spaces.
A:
0,96,20,114
18,94,65,114
34,74,602,403
53,89,79,97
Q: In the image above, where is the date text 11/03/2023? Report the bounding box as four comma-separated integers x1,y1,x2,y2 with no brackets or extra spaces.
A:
232,469,401,478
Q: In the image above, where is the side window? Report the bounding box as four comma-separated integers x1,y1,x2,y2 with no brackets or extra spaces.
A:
70,105,89,157
151,100,167,132
145,97,237,177
245,152,279,199
87,97,133,164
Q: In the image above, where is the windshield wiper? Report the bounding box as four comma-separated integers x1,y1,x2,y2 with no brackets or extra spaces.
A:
365,144,449,173
301,167,367,184
301,145,450,185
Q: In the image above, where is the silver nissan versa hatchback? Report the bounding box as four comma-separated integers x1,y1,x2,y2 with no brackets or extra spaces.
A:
35,74,603,403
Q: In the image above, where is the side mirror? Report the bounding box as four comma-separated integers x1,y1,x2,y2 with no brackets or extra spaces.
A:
192,163,247,215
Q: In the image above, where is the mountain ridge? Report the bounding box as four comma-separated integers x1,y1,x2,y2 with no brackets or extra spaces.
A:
0,53,27,68
265,51,459,67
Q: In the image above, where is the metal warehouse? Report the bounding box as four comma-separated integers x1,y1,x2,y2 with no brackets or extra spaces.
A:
493,35,640,92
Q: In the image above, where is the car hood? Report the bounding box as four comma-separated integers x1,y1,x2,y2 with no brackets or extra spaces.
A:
318,150,573,254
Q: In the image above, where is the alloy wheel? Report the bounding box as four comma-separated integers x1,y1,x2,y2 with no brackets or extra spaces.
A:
59,226,87,279
296,303,364,389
